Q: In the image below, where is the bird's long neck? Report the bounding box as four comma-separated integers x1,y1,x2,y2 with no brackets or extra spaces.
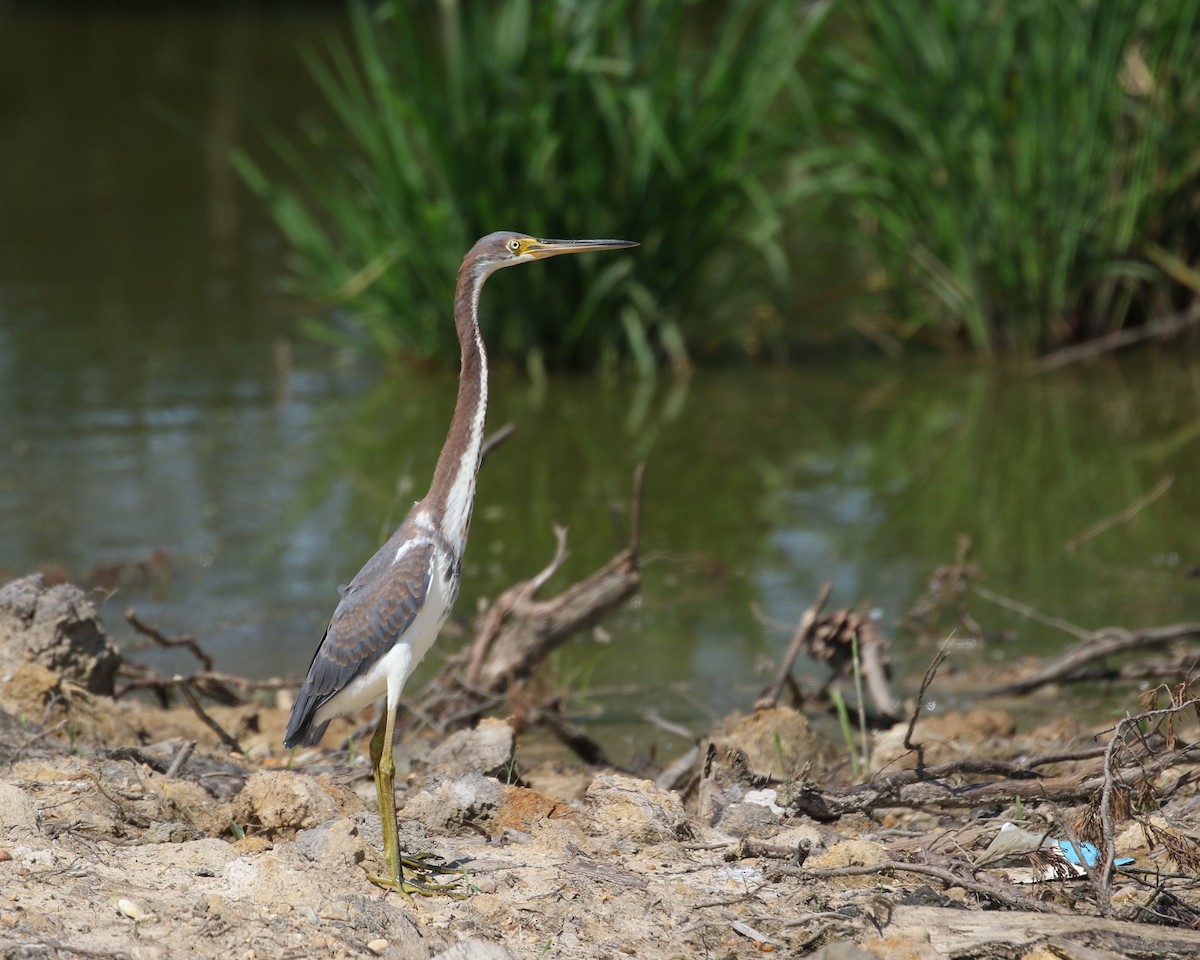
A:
426,261,489,557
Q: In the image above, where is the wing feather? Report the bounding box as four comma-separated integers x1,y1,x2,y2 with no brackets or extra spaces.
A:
283,538,434,748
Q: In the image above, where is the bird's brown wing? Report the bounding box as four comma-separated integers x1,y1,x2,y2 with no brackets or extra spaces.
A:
283,539,434,748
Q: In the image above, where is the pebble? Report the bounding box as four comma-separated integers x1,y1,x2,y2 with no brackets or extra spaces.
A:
320,903,351,922
296,906,319,925
367,939,389,955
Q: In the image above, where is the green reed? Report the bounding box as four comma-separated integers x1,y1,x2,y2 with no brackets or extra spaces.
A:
235,0,826,370
809,0,1200,355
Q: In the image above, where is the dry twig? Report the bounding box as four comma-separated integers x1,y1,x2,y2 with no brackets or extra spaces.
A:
125,609,214,672
411,465,644,760
779,860,1065,914
1098,696,1200,916
758,583,832,707
1067,474,1174,552
903,645,949,761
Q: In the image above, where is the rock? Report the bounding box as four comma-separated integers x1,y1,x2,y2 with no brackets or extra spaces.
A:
520,761,593,802
584,773,689,844
810,838,888,868
402,771,505,833
493,785,575,834
158,775,238,836
714,800,782,838
697,743,757,826
0,574,120,695
117,897,149,920
426,718,515,779
708,707,830,780
809,838,889,887
1,662,141,746
768,823,826,860
809,944,884,960
232,770,340,836
293,818,368,874
1114,813,1167,854
0,782,41,840
143,821,204,844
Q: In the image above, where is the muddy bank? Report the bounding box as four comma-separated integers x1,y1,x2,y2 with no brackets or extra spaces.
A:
2,575,1200,959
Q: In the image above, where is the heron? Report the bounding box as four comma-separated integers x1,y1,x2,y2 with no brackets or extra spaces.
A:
283,231,638,897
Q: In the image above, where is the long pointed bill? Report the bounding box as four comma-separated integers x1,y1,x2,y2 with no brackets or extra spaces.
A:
526,238,639,260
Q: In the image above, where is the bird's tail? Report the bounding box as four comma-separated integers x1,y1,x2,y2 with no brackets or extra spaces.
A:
282,688,331,749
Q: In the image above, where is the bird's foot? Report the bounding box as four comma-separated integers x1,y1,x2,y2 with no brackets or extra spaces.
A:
400,851,463,876
366,867,466,901
366,851,468,900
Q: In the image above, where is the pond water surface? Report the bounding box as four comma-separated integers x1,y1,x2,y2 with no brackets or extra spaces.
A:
2,8,1199,760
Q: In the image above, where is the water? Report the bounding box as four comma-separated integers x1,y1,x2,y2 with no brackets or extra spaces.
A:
3,8,1199,759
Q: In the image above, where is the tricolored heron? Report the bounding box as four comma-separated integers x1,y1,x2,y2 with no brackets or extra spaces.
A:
283,232,637,897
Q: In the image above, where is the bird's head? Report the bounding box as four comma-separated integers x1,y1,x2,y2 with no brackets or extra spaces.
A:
466,231,638,278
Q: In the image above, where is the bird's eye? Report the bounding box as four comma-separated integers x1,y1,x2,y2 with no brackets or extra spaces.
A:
508,239,522,253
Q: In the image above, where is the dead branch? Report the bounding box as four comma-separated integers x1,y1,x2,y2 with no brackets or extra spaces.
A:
974,586,1093,641
165,740,195,779
779,859,1065,914
414,465,644,742
537,703,611,767
1067,474,1174,552
883,904,1200,958
115,661,293,705
787,745,1200,821
176,683,243,754
1030,298,1200,374
472,534,638,694
758,585,900,721
125,609,214,672
465,524,570,687
904,646,949,761
479,422,516,467
972,610,1200,698
758,583,831,707
857,621,900,722
1099,697,1200,916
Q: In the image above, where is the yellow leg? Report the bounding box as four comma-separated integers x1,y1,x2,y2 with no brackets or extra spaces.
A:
364,708,463,899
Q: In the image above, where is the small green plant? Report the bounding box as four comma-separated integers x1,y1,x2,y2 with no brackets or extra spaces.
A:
779,769,801,810
503,751,521,785
850,633,869,770
830,687,861,778
236,0,829,369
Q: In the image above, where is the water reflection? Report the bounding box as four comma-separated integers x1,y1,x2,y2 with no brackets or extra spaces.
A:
5,318,1200,741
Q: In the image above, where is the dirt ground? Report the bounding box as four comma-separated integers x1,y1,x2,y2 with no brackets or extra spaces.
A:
3,577,1200,959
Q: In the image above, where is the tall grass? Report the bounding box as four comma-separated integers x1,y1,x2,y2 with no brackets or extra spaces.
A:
235,0,826,370
811,0,1200,355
